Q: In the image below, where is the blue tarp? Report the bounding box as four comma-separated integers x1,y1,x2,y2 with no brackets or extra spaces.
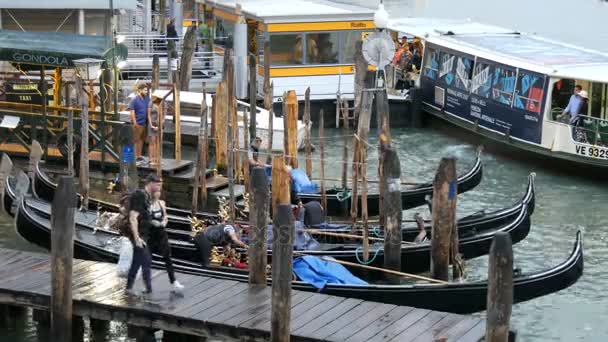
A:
291,168,318,193
292,255,368,289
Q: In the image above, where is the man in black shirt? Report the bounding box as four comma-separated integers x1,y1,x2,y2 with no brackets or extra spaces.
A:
125,174,161,296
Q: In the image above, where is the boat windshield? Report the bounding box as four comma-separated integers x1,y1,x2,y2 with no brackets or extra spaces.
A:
550,78,608,145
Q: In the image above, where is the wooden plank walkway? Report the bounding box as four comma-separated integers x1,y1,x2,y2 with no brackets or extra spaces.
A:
0,248,485,341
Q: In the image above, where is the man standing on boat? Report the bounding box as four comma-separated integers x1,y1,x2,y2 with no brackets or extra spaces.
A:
560,85,584,125
128,84,150,164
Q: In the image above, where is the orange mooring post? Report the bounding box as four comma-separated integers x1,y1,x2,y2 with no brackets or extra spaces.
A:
271,155,291,215
285,90,298,168
214,81,228,172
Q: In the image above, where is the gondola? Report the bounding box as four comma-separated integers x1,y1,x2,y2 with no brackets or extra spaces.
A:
8,168,533,246
13,197,583,314
32,156,502,244
16,192,531,273
33,150,483,218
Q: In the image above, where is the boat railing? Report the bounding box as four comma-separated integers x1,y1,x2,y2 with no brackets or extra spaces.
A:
574,115,608,146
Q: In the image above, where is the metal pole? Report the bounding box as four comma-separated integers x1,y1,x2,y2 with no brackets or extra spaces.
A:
41,66,48,159
100,69,106,170
110,0,118,117
78,9,85,34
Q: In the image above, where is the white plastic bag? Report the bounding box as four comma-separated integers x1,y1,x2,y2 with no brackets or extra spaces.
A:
117,237,133,277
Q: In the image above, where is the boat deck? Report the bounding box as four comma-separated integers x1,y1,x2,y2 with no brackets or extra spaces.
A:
0,248,486,341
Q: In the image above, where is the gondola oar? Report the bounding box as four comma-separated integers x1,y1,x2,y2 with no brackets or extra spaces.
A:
319,257,448,285
304,229,416,245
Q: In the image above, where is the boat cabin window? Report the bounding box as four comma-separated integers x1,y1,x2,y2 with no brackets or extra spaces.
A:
270,34,304,65
214,17,235,48
550,79,608,122
305,33,339,65
342,31,370,64
422,47,440,79
491,66,516,107
438,51,456,86
471,61,493,98
454,55,474,92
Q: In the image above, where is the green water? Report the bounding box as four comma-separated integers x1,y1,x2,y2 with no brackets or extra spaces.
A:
0,122,604,341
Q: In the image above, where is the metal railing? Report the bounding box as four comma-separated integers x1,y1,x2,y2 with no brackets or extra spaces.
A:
574,115,608,146
117,34,223,83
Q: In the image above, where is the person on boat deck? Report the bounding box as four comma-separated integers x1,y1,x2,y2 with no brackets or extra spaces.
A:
194,223,249,267
125,174,157,296
559,85,584,125
128,83,150,163
248,136,267,170
148,183,184,291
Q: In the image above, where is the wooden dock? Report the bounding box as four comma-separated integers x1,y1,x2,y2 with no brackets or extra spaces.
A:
0,248,486,341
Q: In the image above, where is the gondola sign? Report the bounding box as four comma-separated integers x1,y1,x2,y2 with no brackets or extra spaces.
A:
5,82,47,105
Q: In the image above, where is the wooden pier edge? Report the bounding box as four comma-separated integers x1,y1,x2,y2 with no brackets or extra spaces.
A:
0,247,487,341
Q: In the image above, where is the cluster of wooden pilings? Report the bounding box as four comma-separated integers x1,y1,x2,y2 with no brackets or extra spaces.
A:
0,39,515,342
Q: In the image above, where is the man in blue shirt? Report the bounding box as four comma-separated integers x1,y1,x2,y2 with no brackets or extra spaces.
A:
561,85,583,125
128,84,150,162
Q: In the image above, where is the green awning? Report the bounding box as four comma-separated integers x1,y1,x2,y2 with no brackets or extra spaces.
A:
0,29,112,68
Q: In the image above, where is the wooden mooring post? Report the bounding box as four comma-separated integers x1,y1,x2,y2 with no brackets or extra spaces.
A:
486,232,514,342
242,108,250,192
377,69,390,226
271,204,295,342
214,81,228,173
271,155,290,215
192,90,208,214
78,77,90,210
228,102,236,223
318,111,327,211
249,167,269,285
266,84,274,163
430,157,457,281
285,90,298,168
350,71,375,258
152,55,160,91
0,153,13,216
382,147,402,279
304,87,312,178
249,54,257,140
28,140,43,198
66,82,74,176
174,78,182,162
340,99,349,190
51,176,77,342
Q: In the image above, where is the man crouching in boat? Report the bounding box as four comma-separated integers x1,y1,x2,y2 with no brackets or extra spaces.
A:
194,224,249,267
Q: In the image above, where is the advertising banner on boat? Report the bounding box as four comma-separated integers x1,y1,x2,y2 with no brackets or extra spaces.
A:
420,45,546,144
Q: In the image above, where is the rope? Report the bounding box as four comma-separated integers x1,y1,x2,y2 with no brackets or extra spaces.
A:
355,247,381,265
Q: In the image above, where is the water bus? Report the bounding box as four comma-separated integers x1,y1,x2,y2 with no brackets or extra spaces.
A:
385,18,608,168
204,0,376,101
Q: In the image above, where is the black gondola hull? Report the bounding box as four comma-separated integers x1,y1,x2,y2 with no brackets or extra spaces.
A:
20,194,531,274
34,153,483,218
14,199,583,314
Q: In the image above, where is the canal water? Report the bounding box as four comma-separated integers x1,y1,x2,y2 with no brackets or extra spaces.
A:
0,122,605,341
